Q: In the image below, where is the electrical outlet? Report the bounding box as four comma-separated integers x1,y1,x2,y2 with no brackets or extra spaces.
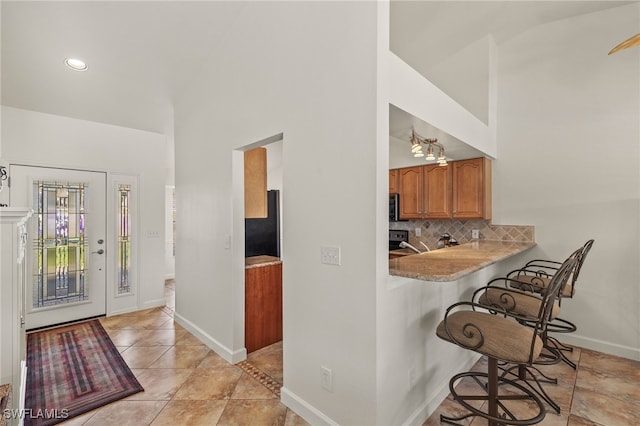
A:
415,227,421,237
320,246,341,266
472,229,479,239
321,366,333,392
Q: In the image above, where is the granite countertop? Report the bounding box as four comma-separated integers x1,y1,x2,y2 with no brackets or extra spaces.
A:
389,240,536,282
245,255,282,269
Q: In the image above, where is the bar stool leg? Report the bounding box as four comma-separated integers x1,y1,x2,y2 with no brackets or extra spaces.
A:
488,357,499,426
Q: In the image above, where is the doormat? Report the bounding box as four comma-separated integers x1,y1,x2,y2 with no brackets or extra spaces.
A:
24,320,143,426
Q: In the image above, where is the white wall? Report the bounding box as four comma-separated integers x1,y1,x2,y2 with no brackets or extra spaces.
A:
165,185,175,280
0,106,167,314
422,36,493,126
389,52,497,159
376,265,520,425
173,2,379,424
493,4,640,359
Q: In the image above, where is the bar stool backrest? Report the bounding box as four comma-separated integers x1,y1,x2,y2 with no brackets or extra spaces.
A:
536,248,580,336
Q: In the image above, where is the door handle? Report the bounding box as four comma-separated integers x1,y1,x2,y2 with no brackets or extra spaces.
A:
92,249,105,255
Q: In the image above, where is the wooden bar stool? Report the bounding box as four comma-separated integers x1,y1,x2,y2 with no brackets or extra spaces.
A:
436,252,577,425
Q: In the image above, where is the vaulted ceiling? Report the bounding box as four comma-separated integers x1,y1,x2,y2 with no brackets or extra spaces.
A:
1,1,632,141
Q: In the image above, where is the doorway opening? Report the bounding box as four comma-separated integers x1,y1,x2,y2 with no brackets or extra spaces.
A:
236,133,284,387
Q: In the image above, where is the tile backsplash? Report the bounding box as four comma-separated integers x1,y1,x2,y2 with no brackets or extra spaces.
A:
389,219,534,250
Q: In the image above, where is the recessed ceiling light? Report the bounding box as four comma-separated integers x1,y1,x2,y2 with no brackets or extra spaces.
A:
64,58,88,71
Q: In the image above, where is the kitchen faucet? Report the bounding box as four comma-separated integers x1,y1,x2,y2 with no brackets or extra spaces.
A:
399,241,421,254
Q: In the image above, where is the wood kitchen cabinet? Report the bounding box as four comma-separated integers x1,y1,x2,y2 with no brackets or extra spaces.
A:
244,147,267,218
424,164,452,219
452,157,492,219
398,166,423,219
398,164,451,220
245,257,282,353
389,169,399,193
395,157,491,220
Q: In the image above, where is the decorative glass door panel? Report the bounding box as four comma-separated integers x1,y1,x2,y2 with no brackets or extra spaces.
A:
10,166,106,330
117,184,131,295
33,181,89,307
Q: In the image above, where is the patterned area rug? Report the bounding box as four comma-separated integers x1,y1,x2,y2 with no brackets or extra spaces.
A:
25,320,143,426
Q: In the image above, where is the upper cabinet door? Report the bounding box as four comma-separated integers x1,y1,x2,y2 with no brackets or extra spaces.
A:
398,166,423,219
424,164,452,219
389,169,399,194
245,147,268,218
452,157,492,219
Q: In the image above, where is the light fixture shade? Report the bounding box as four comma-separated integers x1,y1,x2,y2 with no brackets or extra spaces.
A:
425,145,435,161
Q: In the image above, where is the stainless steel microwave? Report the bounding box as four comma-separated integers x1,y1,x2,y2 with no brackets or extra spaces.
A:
389,193,401,221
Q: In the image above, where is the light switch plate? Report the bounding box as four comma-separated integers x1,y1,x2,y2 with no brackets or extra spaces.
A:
321,366,333,392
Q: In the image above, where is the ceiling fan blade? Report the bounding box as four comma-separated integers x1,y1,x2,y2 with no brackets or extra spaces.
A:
608,33,640,55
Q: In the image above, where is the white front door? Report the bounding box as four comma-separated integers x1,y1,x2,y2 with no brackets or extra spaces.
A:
10,166,107,329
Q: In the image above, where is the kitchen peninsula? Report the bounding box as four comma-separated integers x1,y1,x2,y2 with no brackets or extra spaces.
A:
389,240,535,282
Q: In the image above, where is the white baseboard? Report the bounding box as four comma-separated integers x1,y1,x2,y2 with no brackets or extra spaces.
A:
174,312,247,364
402,385,449,426
280,387,338,426
109,306,141,316
142,298,166,310
556,333,640,361
403,353,481,426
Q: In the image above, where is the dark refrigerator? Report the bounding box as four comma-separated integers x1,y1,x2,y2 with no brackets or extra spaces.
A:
245,189,281,258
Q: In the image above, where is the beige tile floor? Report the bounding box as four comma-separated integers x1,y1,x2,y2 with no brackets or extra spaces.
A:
59,280,640,425
61,280,308,425
424,342,640,425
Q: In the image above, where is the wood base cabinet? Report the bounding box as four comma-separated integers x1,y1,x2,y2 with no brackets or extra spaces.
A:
245,259,282,353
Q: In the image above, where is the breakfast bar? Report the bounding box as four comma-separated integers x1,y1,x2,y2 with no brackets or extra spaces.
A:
389,240,536,282
380,239,537,422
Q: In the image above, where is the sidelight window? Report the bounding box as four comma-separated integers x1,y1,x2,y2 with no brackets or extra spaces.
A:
117,184,132,295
